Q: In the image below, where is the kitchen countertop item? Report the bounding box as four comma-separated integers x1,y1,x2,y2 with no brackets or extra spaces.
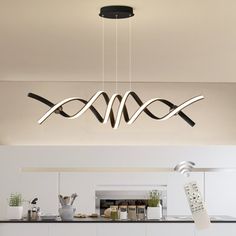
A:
128,206,137,220
119,206,128,220
110,206,118,220
74,214,86,218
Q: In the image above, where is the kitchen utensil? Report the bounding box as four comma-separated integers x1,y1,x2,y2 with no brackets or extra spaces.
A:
58,195,65,207
30,198,38,205
70,193,78,206
63,196,70,205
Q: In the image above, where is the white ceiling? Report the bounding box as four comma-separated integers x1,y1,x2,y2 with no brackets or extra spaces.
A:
0,0,236,82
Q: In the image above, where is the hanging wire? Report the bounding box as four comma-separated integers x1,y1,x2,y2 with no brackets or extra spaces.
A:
102,16,105,91
115,15,118,93
129,17,132,90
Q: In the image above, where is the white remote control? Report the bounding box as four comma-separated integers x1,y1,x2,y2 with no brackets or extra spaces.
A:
184,181,211,230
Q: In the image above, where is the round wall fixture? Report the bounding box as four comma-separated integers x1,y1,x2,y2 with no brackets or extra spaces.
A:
99,5,134,19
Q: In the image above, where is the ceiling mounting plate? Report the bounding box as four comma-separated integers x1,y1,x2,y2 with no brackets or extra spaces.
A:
99,6,134,19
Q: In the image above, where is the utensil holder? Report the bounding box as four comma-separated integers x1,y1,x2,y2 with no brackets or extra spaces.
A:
59,205,75,221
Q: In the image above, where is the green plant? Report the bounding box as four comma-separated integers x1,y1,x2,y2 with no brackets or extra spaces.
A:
8,193,23,207
147,190,160,207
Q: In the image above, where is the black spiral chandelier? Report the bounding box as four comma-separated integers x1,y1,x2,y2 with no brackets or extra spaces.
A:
28,6,204,129
28,92,203,129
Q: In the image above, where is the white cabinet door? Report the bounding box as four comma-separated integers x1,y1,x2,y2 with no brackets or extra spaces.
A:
50,223,96,236
146,223,194,236
0,223,50,236
195,223,236,236
167,172,204,215
97,223,145,236
205,172,236,217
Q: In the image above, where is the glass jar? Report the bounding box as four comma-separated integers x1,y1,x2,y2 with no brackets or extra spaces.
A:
128,205,137,220
137,205,146,220
110,206,118,220
119,205,128,220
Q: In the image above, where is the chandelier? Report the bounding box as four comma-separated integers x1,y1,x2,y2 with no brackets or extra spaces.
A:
28,6,204,129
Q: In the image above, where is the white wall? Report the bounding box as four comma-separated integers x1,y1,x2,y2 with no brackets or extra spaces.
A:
1,146,236,218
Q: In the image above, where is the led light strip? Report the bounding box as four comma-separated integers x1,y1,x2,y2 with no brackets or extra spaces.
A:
28,91,204,129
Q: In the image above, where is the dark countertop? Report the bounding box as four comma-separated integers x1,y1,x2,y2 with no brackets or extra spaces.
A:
0,216,236,223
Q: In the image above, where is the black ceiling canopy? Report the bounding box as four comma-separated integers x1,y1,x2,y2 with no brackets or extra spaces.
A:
99,6,134,19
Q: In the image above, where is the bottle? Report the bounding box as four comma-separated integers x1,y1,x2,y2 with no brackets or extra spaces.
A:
30,198,39,220
31,209,37,220
27,210,32,221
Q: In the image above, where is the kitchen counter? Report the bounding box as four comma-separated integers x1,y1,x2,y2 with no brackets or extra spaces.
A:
0,216,236,223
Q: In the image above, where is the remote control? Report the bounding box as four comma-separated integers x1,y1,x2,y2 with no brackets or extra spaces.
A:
184,181,211,230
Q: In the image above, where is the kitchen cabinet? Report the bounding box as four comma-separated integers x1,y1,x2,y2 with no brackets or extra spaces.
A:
50,223,96,236
146,223,194,236
205,172,236,217
1,222,236,236
0,224,50,236
195,224,236,236
97,223,146,236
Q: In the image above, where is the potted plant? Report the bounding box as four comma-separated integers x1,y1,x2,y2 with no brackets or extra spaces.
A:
147,190,162,219
7,193,24,220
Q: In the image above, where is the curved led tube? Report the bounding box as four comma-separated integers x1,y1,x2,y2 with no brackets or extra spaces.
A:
28,91,204,129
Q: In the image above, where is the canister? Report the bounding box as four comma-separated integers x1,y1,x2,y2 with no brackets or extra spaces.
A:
128,205,137,220
137,205,146,220
119,205,128,220
110,205,118,220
